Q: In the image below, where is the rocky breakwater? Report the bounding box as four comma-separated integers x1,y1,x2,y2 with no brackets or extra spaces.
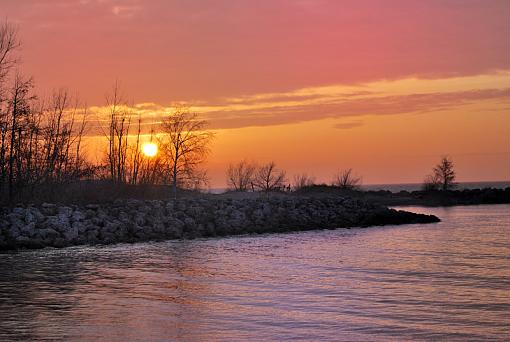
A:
0,197,439,251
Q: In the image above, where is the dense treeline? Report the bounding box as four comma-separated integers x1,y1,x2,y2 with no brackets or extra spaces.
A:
0,21,214,205
0,23,91,204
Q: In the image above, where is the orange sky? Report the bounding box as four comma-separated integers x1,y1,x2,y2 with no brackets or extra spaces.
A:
2,0,510,187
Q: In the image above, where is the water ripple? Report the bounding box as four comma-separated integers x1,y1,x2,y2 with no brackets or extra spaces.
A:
1,204,510,341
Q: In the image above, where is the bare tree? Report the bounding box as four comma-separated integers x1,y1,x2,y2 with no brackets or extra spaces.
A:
292,173,315,191
128,114,143,185
160,106,214,199
0,21,21,197
253,161,286,192
47,91,88,182
428,156,456,191
226,159,256,191
422,174,440,191
103,82,131,184
0,20,91,204
332,168,362,190
0,21,20,83
7,73,35,200
137,154,165,185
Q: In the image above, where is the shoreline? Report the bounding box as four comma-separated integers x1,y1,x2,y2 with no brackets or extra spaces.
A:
293,186,510,207
0,197,439,251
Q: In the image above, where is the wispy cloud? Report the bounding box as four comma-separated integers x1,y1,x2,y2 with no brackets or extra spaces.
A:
84,72,510,134
333,121,364,130
111,4,141,18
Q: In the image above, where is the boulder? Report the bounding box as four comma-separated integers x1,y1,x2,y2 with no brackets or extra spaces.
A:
36,228,60,242
41,203,57,215
45,215,71,232
72,210,86,222
25,207,44,224
15,235,31,244
7,226,21,240
58,206,73,218
12,207,25,216
62,225,79,241
20,222,36,237
6,213,24,231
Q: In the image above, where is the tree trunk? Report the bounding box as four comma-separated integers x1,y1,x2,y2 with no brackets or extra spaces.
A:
172,161,178,200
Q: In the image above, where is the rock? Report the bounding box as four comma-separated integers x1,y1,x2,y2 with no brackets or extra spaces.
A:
105,220,121,234
86,229,99,240
45,215,70,232
62,225,79,241
7,226,21,239
41,203,57,215
58,207,73,218
183,217,196,229
0,197,440,251
15,235,31,244
134,213,145,226
72,221,88,234
118,211,129,222
36,228,60,242
25,207,44,224
7,213,24,231
53,238,68,248
12,207,25,216
20,222,36,237
72,210,86,222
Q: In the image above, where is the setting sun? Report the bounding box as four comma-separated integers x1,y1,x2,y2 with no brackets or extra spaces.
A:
1,3,509,341
142,142,158,157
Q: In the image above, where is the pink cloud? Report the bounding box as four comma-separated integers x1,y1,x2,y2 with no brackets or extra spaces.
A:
1,0,508,106
83,85,510,134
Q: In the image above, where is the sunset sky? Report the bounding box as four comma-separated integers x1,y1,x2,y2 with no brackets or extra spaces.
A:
2,0,510,187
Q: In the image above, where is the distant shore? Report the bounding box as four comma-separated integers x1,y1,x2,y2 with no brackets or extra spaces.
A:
0,197,439,251
293,186,510,207
288,185,510,207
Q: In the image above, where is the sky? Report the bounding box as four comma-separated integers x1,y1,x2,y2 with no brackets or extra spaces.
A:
2,0,510,187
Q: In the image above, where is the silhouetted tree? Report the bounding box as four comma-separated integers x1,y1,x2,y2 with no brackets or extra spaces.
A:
103,82,131,184
42,89,87,183
129,114,143,185
7,74,36,199
253,161,286,192
292,173,315,190
422,174,440,191
427,156,456,191
0,21,21,197
160,106,214,199
226,159,256,191
0,20,92,203
0,22,20,83
332,168,362,190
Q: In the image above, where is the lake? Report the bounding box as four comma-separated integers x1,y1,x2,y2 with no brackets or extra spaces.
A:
1,204,509,341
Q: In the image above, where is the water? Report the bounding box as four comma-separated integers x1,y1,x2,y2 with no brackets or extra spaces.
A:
1,205,509,341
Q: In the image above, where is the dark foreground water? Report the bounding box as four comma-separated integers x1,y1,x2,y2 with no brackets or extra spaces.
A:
1,205,509,341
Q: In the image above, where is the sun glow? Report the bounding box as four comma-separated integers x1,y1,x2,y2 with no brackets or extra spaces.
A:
142,142,158,157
